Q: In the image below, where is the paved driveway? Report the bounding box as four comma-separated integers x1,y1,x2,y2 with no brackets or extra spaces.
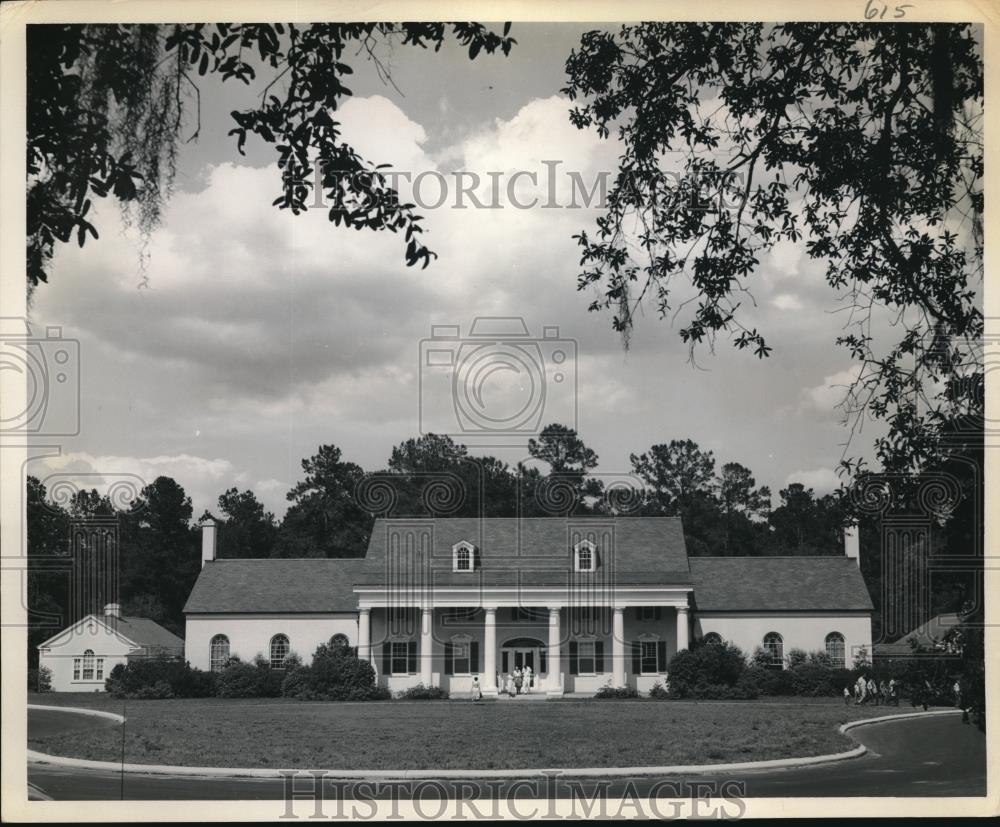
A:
27,707,985,800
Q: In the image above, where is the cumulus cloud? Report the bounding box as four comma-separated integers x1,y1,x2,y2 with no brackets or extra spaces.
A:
801,365,863,414
770,292,804,311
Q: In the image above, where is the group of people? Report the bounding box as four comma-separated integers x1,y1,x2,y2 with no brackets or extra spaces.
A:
499,666,534,697
845,675,899,706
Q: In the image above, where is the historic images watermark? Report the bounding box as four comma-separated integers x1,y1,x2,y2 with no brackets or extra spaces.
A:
279,773,748,820
282,161,748,213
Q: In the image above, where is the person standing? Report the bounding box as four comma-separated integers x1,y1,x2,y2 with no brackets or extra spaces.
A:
843,686,851,705
471,675,482,701
514,667,523,695
855,674,867,705
867,676,878,706
524,665,533,694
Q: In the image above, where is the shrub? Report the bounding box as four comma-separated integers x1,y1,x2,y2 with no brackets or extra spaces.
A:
786,648,809,668
667,639,747,697
28,666,52,693
397,683,449,700
595,684,639,699
808,650,833,667
282,637,386,701
131,680,174,699
216,661,264,698
647,681,670,699
105,657,215,699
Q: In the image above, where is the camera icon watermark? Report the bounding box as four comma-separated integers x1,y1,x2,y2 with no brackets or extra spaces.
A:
0,317,80,437
418,317,577,441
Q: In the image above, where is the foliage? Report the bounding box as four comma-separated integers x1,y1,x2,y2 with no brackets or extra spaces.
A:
786,648,809,668
396,683,450,700
564,22,983,476
647,681,670,699
105,657,216,698
28,666,52,692
666,639,748,697
215,488,278,559
282,636,386,700
594,684,639,699
852,645,872,671
27,23,516,292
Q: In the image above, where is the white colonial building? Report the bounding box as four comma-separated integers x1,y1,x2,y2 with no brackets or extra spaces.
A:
183,517,873,696
37,604,185,692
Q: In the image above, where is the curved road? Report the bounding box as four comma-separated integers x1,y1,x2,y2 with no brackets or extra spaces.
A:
27,708,986,800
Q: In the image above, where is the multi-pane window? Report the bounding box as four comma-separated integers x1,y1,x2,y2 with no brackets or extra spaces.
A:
640,641,659,674
763,632,784,666
210,634,230,672
331,633,350,650
270,634,290,669
825,632,846,668
638,607,662,621
73,659,81,680
82,649,95,680
577,545,593,571
514,608,547,622
577,641,596,674
96,659,104,681
455,547,471,570
452,640,470,674
390,641,410,675
702,632,723,646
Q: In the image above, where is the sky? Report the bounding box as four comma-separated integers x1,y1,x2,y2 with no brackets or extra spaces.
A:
28,23,891,519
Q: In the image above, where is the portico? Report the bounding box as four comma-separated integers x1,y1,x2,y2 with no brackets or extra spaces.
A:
354,585,693,696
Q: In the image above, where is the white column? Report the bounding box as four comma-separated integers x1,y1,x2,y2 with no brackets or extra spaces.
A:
676,605,690,652
358,608,371,665
547,607,563,696
483,607,497,696
420,607,433,686
612,606,626,688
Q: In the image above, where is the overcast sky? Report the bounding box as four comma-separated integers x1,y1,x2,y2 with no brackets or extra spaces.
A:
29,23,890,519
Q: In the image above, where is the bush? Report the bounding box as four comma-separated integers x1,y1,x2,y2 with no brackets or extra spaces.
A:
667,639,748,698
105,657,215,699
647,681,670,699
786,648,809,668
397,683,449,700
28,666,52,693
595,684,639,699
216,661,263,698
282,636,387,701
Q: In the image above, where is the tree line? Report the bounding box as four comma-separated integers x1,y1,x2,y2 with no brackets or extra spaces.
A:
27,422,979,655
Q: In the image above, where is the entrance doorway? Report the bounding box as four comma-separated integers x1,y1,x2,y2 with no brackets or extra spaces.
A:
499,637,546,688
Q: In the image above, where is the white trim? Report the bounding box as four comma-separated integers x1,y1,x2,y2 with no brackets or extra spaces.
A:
35,613,142,651
452,540,477,572
573,539,597,572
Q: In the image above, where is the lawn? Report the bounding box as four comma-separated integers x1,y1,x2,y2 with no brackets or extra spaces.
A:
28,693,899,771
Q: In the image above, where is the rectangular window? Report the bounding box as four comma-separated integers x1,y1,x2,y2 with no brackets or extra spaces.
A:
96,659,104,681
577,641,596,675
515,608,547,622
443,608,478,623
638,607,662,621
82,660,94,681
452,643,470,675
73,659,80,680
390,641,410,675
641,641,659,674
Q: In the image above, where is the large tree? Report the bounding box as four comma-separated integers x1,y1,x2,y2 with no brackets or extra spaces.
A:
526,423,603,515
27,22,515,291
716,461,771,554
563,23,983,477
216,487,278,559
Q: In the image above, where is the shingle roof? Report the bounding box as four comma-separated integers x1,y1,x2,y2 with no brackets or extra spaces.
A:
184,558,371,613
358,517,692,587
689,556,875,612
108,616,185,650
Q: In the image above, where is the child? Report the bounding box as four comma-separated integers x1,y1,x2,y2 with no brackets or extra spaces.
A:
843,686,851,705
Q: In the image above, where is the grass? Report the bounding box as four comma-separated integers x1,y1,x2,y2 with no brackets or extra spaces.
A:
28,693,901,771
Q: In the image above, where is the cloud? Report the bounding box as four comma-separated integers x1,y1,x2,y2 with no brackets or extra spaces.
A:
785,467,842,495
770,292,804,311
801,365,863,413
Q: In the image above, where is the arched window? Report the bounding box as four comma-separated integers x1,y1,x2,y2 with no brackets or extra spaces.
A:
825,632,846,668
456,546,471,570
702,632,723,647
453,541,477,571
270,634,290,669
575,540,597,572
210,634,230,672
82,649,95,680
763,632,784,666
330,633,350,651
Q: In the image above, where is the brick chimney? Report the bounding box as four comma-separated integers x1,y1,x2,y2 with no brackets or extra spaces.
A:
104,603,121,619
844,523,860,568
200,517,217,568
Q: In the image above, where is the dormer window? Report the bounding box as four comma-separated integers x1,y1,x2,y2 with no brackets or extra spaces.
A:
574,539,598,572
453,541,478,572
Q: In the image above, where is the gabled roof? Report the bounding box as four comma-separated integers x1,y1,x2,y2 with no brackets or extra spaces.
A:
358,517,692,587
184,558,371,613
689,556,874,612
37,613,184,651
107,616,185,650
